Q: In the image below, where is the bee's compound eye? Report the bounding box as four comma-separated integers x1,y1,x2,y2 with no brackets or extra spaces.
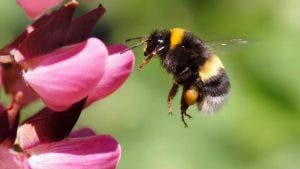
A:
158,39,164,43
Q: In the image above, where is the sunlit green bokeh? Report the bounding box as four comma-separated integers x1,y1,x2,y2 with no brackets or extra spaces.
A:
1,0,300,169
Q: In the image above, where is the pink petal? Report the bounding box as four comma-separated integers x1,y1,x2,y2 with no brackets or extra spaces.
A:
0,15,54,63
17,0,63,19
17,99,86,149
0,26,32,63
0,106,10,142
1,62,21,95
28,135,121,169
11,151,31,169
0,146,19,169
0,65,2,85
0,62,38,107
69,128,96,138
86,44,135,106
15,1,78,62
0,102,4,112
23,38,107,111
65,4,105,45
0,92,22,146
11,78,39,107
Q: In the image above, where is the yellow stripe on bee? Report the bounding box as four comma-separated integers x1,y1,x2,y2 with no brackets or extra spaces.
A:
170,28,185,49
199,55,224,82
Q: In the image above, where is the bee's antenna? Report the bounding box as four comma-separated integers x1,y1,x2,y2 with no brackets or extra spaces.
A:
121,36,148,54
120,41,145,54
125,36,146,42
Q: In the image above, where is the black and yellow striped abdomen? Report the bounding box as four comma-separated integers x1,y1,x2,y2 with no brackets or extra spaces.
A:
197,55,230,113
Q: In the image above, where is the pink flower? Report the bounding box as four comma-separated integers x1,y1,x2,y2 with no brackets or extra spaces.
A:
0,129,121,169
0,146,21,169
0,1,135,110
18,100,121,169
1,99,121,169
17,0,63,19
28,133,121,169
1,1,134,168
17,0,97,19
22,38,107,111
86,44,135,106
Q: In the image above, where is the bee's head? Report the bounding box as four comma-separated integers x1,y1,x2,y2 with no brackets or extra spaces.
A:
123,30,171,71
144,30,169,57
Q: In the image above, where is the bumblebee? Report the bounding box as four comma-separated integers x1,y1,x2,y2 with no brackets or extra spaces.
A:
126,28,230,127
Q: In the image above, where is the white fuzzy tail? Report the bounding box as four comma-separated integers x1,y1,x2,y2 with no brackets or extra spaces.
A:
198,94,229,114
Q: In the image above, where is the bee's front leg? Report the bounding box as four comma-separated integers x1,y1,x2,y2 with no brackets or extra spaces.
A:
137,54,155,71
174,67,194,84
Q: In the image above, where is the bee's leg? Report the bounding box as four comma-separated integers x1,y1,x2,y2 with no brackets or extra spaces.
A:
137,54,155,71
174,67,194,84
167,82,179,115
180,90,192,128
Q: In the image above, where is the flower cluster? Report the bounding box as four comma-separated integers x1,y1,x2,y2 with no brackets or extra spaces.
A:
0,1,134,168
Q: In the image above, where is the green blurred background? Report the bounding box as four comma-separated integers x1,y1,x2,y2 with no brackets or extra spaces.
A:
1,0,300,168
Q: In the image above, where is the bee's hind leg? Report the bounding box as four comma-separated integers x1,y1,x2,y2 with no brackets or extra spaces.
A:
167,82,179,115
180,91,192,128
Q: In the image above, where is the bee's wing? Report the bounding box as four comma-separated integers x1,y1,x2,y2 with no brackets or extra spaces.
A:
206,38,248,47
205,38,249,55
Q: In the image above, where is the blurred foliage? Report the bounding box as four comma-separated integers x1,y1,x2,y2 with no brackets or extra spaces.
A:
1,0,300,169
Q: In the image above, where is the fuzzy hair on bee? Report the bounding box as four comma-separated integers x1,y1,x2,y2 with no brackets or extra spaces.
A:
125,28,230,127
